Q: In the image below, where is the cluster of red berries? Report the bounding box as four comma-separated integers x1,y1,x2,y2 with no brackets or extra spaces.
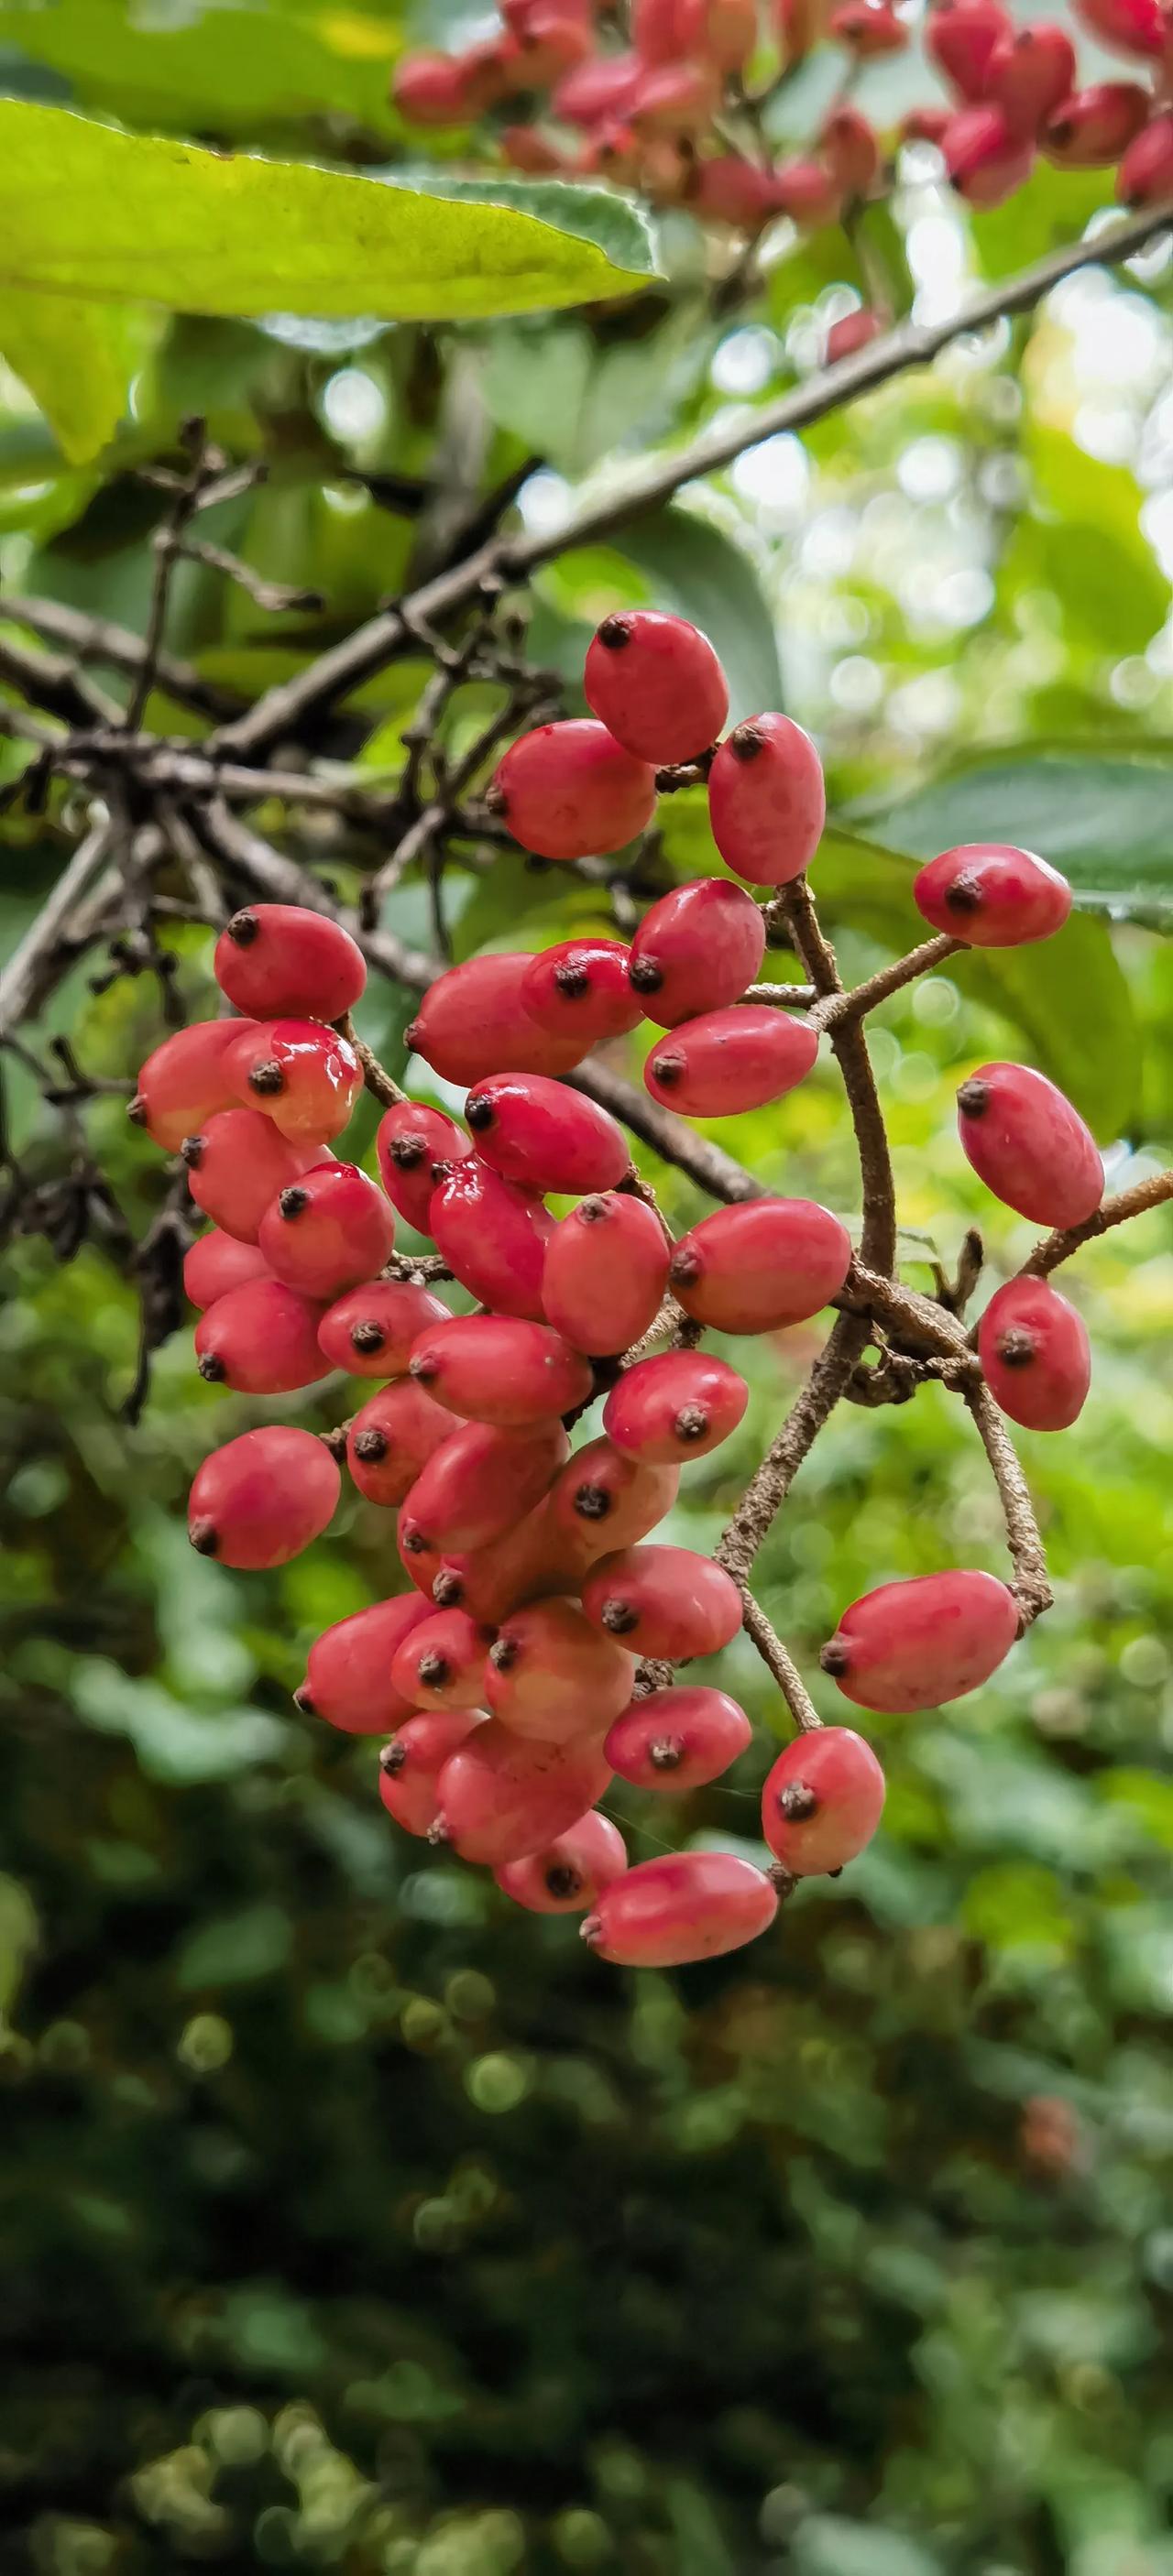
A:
131,600,1101,1969
393,0,1173,366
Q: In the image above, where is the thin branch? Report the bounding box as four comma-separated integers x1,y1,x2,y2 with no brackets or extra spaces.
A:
0,812,119,1038
717,1311,870,1588
0,633,119,731
1021,1167,1173,1278
1,592,243,724
780,875,896,1276
817,933,963,1028
740,1592,823,1731
965,1382,1052,1622
336,1011,408,1108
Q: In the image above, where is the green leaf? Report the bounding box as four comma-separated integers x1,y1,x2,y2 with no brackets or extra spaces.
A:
0,290,133,461
0,102,658,324
0,0,404,137
856,749,1173,933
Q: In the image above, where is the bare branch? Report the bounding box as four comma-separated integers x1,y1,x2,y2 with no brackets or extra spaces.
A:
1021,1167,1173,1278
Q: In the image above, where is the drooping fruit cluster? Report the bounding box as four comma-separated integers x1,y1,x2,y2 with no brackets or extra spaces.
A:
136,596,1100,1971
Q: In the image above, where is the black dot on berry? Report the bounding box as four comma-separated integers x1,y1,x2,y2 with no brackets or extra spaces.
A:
379,1741,407,1774
489,1638,519,1671
651,1052,683,1088
433,1571,464,1608
430,1159,453,1185
466,1096,494,1132
418,1652,449,1686
352,1428,388,1462
350,1321,385,1354
957,1078,990,1119
226,908,259,946
197,1352,225,1382
554,960,591,997
401,1528,427,1554
819,1638,850,1677
404,1020,422,1052
248,1060,285,1097
279,1185,308,1218
729,721,766,762
673,1404,709,1443
577,1195,609,1226
649,1736,684,1770
389,1132,427,1170
127,1094,148,1127
574,1484,611,1521
484,782,507,817
600,1597,639,1635
410,1354,437,1383
629,955,663,994
597,613,632,650
189,1517,218,1556
944,876,982,914
779,1780,819,1820
292,1685,315,1715
995,1326,1037,1370
545,1862,582,1897
669,1247,702,1287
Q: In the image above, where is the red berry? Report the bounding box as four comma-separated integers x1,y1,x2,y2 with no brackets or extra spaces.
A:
633,0,687,61
769,159,844,225
583,612,729,767
487,1598,635,1740
393,52,475,124
977,1276,1091,1431
985,25,1076,135
375,1100,472,1230
188,1426,339,1567
435,1723,612,1865
378,1712,484,1839
398,1418,569,1555
521,937,645,1045
1119,110,1173,202
605,1685,751,1788
943,105,1034,204
900,105,953,144
603,1350,748,1463
644,1003,819,1115
690,0,759,72
213,903,366,1022
429,1500,582,1623
669,1196,852,1334
543,1193,670,1357
581,1545,743,1657
914,843,1072,946
429,1158,554,1321
389,1607,497,1711
225,1017,361,1144
707,715,826,886
317,1277,450,1378
258,1162,395,1298
181,1108,323,1243
465,1073,630,1196
554,53,641,124
820,1569,1020,1711
297,1593,432,1734
547,1437,680,1564
581,1851,778,1966
407,955,586,1086
491,720,657,863
821,104,880,193
828,0,908,55
130,1019,258,1152
346,1379,456,1508
1041,82,1149,165
762,1727,886,1873
500,124,568,173
194,1279,329,1394
182,1230,272,1309
1072,0,1166,58
692,155,778,227
629,60,720,136
514,9,591,84
957,1064,1103,1227
926,0,1012,100
495,1811,628,1913
410,1315,593,1426
628,879,766,1027
825,306,888,363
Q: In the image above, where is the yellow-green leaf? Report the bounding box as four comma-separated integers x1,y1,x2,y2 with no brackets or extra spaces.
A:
0,290,132,462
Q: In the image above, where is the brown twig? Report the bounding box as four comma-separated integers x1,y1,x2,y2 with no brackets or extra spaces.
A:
1020,1168,1173,1278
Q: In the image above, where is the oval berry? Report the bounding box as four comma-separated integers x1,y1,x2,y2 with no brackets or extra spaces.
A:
944,104,1034,205
1073,0,1166,57
378,1712,484,1839
181,1108,323,1244
487,1598,635,1741
465,1072,630,1196
195,1279,329,1394
584,611,728,767
225,1017,361,1143
399,1417,568,1555
977,1275,1091,1431
985,25,1075,134
429,1158,553,1322
389,1607,497,1713
914,843,1072,947
407,955,587,1086
828,0,908,55
214,903,366,1022
645,1003,819,1115
376,1100,472,1231
581,1545,743,1658
581,1851,777,1967
957,1064,1102,1228
604,1350,748,1463
183,1230,272,1309
346,1379,456,1509
605,1685,751,1789
188,1426,339,1568
409,1315,593,1426
435,1722,613,1865
547,1438,679,1566
430,1500,582,1624
628,879,765,1027
543,1192,670,1357
317,1277,449,1378
296,1593,432,1735
521,936,645,1044
821,103,880,191
926,0,1011,100
1042,82,1148,165
762,1727,886,1873
820,1568,1020,1712
1118,109,1173,203
130,1018,258,1152
669,1196,852,1334
495,1811,628,1914
554,52,641,123
393,51,479,123
491,719,657,862
707,715,826,886
258,1162,395,1298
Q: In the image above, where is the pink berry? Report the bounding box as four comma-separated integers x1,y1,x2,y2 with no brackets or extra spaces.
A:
554,52,641,124
900,105,953,143
762,1727,886,1873
521,937,645,1045
500,125,569,175
181,1108,323,1243
769,159,844,225
296,1593,432,1734
977,1276,1091,1431
985,25,1076,134
820,1569,1020,1711
514,9,591,84
428,1158,554,1322
669,1197,852,1334
389,1607,497,1711
490,720,657,863
1042,82,1149,165
130,1019,258,1152
436,1723,613,1865
429,1501,582,1624
487,1598,635,1740
605,1685,751,1789
926,0,1012,101
944,104,1034,203
188,1426,339,1567
543,1193,670,1357
957,1064,1103,1227
258,1162,395,1299
821,104,880,192
581,1850,778,1966
375,1101,472,1231
629,60,720,136
546,1437,679,1565
316,1278,450,1378
644,1003,819,1115
1119,109,1173,202
465,1073,630,1196
1072,0,1166,57
407,955,587,1086
691,0,758,72
194,1279,329,1394
914,843,1072,947
182,1230,272,1309
393,52,475,124
495,1811,628,1914
378,1712,484,1839
225,1017,361,1144
828,0,907,52
583,611,729,767
409,1315,593,1427
825,307,887,363
707,715,826,886
581,1545,743,1657
398,1417,569,1555
692,155,778,226
633,0,688,61
346,1379,456,1509
603,1350,748,1463
213,903,366,1022
628,879,766,1027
